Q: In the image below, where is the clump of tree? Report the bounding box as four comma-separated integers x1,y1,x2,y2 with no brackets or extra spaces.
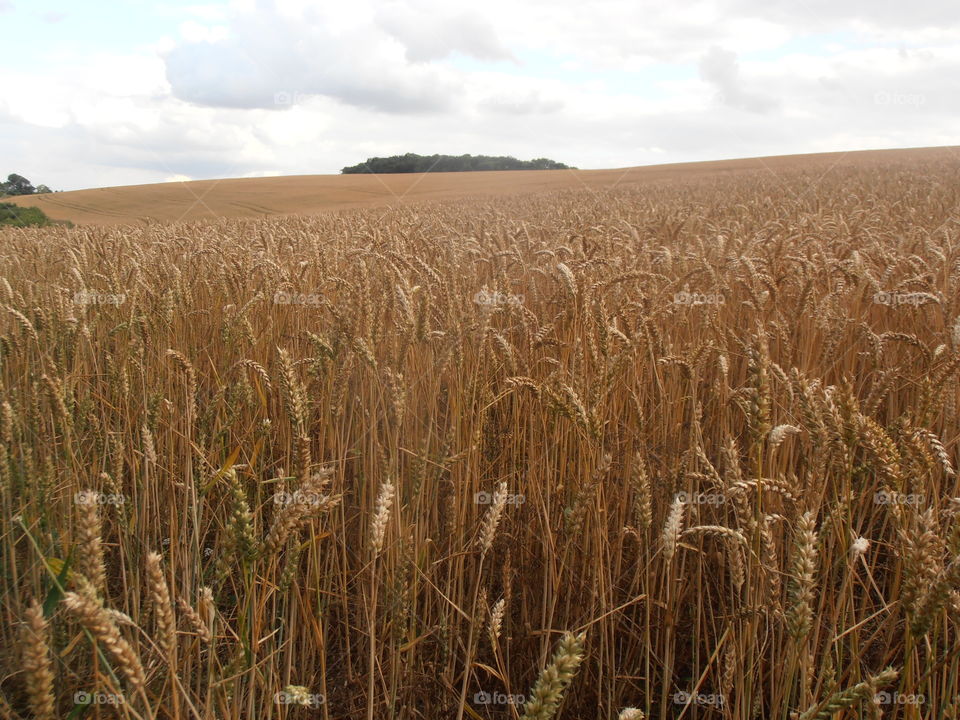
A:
341,153,573,174
0,173,53,196
0,202,54,228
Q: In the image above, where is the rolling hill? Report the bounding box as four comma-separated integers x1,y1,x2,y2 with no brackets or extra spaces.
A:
5,146,953,226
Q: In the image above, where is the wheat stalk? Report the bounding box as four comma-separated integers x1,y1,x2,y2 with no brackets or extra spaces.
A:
371,479,396,556
74,491,106,595
478,481,508,558
19,600,55,720
786,511,818,639
62,591,146,692
146,552,177,660
519,631,586,720
662,495,686,564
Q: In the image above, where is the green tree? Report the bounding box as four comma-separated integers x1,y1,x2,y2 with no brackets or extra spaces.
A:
0,202,53,227
341,154,572,174
1,173,36,196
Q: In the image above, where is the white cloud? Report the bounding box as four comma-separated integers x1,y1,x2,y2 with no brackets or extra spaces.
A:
722,0,958,32
374,1,513,62
163,1,463,112
699,47,779,113
478,92,564,115
177,20,229,43
2,0,959,190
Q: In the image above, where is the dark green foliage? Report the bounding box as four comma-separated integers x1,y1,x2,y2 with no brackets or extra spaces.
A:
0,173,57,196
0,202,53,227
341,153,573,174
1,173,36,196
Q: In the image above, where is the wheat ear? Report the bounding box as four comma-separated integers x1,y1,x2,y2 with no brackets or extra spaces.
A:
146,552,177,660
75,491,106,594
519,631,586,720
798,667,898,720
20,600,56,720
62,591,146,692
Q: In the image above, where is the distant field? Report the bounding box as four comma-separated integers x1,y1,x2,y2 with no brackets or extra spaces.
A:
6,146,954,226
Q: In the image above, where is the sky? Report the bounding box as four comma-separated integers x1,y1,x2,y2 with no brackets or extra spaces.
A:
1,0,957,191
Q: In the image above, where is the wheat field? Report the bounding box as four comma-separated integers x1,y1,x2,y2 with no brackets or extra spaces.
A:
2,153,960,719
5,148,943,227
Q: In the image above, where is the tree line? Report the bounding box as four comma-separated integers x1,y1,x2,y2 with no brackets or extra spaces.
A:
0,173,54,196
0,173,61,227
341,153,573,174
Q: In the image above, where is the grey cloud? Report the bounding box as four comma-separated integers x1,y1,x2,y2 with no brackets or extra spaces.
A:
700,46,779,113
485,0,960,69
791,58,960,118
479,91,564,114
164,5,458,114
71,117,273,186
8,0,960,192
721,0,959,30
618,111,794,159
375,2,513,62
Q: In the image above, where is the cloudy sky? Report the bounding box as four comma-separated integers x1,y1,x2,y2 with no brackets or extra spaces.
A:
1,0,957,191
